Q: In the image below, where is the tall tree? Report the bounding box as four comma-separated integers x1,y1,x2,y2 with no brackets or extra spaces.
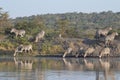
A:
57,19,69,37
0,8,12,33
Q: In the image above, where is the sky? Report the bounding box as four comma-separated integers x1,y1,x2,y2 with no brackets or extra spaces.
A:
0,0,120,18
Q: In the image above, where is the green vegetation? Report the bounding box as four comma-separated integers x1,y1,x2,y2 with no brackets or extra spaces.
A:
0,7,120,56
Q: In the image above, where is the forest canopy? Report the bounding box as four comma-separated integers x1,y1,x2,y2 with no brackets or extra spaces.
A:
12,11,120,38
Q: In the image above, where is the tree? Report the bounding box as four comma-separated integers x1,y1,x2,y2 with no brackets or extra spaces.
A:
57,19,69,37
0,8,12,34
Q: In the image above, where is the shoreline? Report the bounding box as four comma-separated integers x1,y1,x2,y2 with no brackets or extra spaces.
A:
35,54,120,58
0,49,120,58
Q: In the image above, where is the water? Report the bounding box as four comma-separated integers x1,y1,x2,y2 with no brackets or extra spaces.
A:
0,57,120,80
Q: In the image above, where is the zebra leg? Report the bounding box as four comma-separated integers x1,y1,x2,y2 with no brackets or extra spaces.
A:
28,49,32,55
14,48,19,56
105,41,108,47
16,33,19,37
15,34,17,37
30,49,33,53
106,40,111,47
21,35,23,37
63,52,67,58
75,53,79,57
35,38,38,42
21,34,24,37
84,53,87,58
24,49,27,53
14,50,18,56
14,52,17,57
99,54,102,58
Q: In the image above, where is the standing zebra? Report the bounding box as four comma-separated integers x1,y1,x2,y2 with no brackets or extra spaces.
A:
95,27,112,40
105,32,118,45
10,28,26,37
35,30,45,42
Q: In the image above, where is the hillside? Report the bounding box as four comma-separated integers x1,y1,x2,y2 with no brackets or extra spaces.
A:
0,8,120,57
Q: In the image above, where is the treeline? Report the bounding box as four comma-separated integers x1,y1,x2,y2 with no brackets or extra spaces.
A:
1,9,120,37
14,11,120,29
12,11,120,38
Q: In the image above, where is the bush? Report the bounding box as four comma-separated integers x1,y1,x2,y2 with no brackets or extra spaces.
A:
40,40,63,55
0,40,15,50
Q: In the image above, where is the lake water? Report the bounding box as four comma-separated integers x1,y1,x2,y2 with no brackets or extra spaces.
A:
0,57,120,80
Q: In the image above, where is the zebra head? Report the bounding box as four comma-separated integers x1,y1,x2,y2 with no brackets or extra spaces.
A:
108,27,112,31
115,32,119,36
41,30,45,34
10,28,16,33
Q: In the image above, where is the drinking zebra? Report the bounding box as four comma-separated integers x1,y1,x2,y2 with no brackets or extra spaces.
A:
14,44,33,56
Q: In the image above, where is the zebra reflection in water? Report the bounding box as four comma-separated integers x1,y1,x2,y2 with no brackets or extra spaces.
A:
14,57,33,71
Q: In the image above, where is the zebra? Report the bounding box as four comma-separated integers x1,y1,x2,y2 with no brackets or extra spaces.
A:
63,47,72,58
105,32,118,45
10,28,26,37
99,47,110,58
84,47,95,58
14,44,33,56
95,27,112,40
75,47,84,57
35,30,45,42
